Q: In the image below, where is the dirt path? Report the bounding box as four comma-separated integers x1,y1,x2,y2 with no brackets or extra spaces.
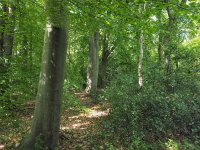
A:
59,91,110,150
0,91,109,150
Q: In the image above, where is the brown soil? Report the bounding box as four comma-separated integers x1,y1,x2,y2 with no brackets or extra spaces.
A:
0,91,110,150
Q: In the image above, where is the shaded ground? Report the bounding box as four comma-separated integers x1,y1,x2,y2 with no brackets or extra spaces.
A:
0,91,110,150
59,91,110,150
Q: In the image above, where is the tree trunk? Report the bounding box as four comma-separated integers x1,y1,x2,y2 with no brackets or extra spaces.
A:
29,31,33,67
137,31,144,90
157,11,164,64
3,4,15,56
162,0,177,92
19,0,67,149
158,33,164,64
0,19,3,57
0,34,3,57
99,33,110,88
21,34,28,68
0,3,5,57
85,32,99,96
164,6,175,76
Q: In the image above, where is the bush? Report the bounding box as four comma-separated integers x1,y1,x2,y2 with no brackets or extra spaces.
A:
102,73,200,148
0,58,39,117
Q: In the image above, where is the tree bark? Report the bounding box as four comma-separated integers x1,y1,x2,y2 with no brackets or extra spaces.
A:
0,3,5,57
0,18,3,57
156,11,164,64
162,0,178,92
158,32,164,64
99,33,112,88
164,6,175,76
3,4,15,56
86,32,99,96
137,31,144,90
19,0,67,149
21,34,28,68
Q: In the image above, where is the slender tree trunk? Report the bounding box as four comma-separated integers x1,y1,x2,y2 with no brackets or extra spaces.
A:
161,0,186,92
162,0,177,92
157,11,164,64
19,0,67,149
29,31,33,67
158,33,164,64
0,33,3,57
0,3,5,57
86,32,99,96
164,6,174,76
21,34,28,68
3,4,15,56
137,31,144,90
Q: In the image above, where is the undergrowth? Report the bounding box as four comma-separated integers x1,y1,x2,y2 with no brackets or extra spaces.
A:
100,73,200,149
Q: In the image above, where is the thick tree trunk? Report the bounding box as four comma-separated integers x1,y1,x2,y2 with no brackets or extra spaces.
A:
19,1,67,149
99,57,108,88
99,33,109,88
86,32,99,96
137,31,144,90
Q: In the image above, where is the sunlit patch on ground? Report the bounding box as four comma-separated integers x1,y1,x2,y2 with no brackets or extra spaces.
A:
61,121,91,130
61,107,109,130
0,92,110,149
59,92,110,149
87,107,109,118
0,144,5,149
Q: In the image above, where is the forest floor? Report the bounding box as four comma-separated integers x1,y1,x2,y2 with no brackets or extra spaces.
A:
0,91,110,150
59,91,110,149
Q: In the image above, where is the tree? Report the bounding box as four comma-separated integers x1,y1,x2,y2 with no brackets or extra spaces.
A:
161,0,187,92
85,31,99,96
157,12,164,64
0,2,3,57
137,31,144,90
2,2,15,56
99,32,115,88
136,3,145,90
19,0,68,149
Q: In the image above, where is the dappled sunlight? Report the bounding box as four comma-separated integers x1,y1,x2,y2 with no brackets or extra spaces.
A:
74,91,91,101
61,121,91,130
0,144,5,150
165,139,179,150
67,107,110,119
87,108,109,118
61,106,109,131
59,91,111,149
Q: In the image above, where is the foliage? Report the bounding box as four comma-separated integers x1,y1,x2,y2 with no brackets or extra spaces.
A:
0,0,200,149
0,58,39,118
101,69,200,148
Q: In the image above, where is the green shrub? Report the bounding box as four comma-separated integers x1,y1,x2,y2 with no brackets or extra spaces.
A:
0,58,39,117
102,73,200,148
